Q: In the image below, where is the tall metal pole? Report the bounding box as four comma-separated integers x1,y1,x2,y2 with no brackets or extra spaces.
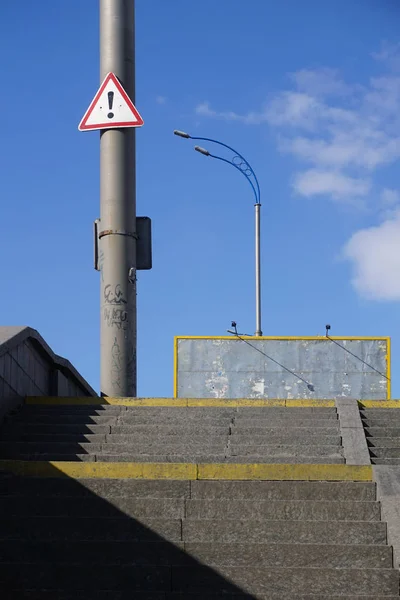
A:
99,0,137,396
255,203,262,336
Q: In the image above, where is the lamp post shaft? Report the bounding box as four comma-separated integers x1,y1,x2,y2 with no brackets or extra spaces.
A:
99,0,137,396
255,203,262,336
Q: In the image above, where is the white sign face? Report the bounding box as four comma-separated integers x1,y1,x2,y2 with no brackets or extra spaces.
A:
79,72,144,131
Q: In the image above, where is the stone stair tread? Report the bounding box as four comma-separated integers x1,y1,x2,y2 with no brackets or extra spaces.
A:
0,516,387,543
367,438,400,447
365,427,400,436
184,499,381,521
189,481,376,501
371,458,400,465
7,593,400,600
0,541,391,568
0,479,375,500
3,453,345,464
0,516,183,541
1,564,397,595
182,519,387,544
5,497,378,523
369,448,400,458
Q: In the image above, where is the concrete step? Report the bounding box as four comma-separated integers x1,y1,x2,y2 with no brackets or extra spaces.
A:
0,442,227,456
371,458,400,465
9,414,121,424
230,434,341,445
367,437,400,447
0,515,386,545
366,427,400,436
0,516,182,542
183,541,392,568
234,407,338,416
233,418,338,427
108,425,229,435
0,478,191,498
361,409,400,417
229,445,343,457
232,426,339,435
0,479,376,501
362,418,400,427
0,540,391,568
6,593,400,600
0,496,186,519
0,564,397,595
2,424,112,434
3,453,345,464
185,499,380,521
369,447,400,458
0,432,108,443
169,565,399,596
22,405,338,415
183,519,387,544
5,423,231,434
0,496,382,522
189,481,377,501
92,455,345,464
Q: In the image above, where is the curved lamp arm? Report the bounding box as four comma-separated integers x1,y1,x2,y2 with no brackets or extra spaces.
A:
192,135,261,204
199,149,259,206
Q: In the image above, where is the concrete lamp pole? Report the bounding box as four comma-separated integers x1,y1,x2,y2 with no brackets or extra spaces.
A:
174,130,263,337
99,0,137,396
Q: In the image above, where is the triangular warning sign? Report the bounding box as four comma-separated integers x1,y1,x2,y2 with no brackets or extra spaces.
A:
79,72,144,131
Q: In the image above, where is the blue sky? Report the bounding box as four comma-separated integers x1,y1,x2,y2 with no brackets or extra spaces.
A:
1,0,400,397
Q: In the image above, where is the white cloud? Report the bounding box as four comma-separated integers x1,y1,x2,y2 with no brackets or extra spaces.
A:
195,53,400,207
195,101,268,125
290,68,352,97
156,96,167,104
293,169,370,200
381,188,400,207
372,42,400,72
344,209,400,300
195,47,400,301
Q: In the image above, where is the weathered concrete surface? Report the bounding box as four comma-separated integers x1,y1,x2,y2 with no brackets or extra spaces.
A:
171,566,399,596
182,518,387,544
183,542,392,568
190,480,376,500
373,465,400,568
176,337,389,399
185,499,380,521
336,398,371,465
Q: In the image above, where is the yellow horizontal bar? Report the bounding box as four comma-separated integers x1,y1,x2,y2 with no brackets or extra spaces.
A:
285,400,335,407
26,397,335,408
359,400,400,409
0,461,197,480
197,464,373,481
25,397,188,407
176,335,390,341
0,461,372,481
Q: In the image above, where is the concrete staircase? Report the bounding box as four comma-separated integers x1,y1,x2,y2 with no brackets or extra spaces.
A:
0,474,399,598
0,403,344,464
362,407,400,465
0,399,399,598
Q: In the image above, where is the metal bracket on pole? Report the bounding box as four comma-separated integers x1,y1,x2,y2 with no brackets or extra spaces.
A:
94,219,101,271
98,229,138,240
94,217,152,272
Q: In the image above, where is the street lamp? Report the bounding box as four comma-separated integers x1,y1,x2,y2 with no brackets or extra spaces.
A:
174,129,262,336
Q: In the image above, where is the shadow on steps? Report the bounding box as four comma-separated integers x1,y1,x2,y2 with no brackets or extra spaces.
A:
0,467,258,599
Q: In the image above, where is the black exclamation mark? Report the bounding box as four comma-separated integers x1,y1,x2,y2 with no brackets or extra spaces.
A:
107,92,114,119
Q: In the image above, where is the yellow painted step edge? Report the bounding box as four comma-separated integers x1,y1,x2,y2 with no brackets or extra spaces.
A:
25,397,336,408
0,461,372,481
359,400,400,409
